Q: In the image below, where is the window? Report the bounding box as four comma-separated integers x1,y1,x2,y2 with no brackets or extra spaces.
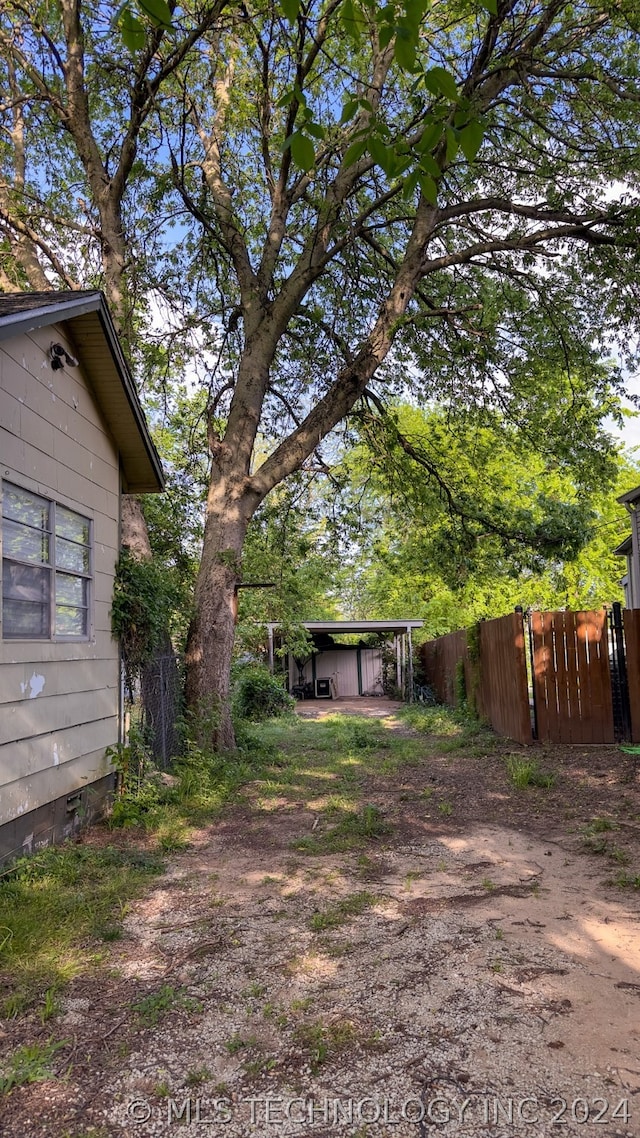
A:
2,482,92,640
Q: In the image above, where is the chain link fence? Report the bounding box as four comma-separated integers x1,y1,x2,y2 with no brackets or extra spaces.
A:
140,652,183,768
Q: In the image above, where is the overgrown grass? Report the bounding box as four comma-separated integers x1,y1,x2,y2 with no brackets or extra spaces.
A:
399,704,490,752
0,710,424,1016
0,702,498,1022
0,845,165,1017
506,756,555,789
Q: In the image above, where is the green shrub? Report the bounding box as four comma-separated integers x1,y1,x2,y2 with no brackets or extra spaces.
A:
111,550,181,685
233,665,295,722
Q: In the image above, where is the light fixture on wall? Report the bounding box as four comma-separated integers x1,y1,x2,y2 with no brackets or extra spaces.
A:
49,342,79,370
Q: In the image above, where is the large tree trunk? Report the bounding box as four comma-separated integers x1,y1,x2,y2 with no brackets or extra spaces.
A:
184,473,256,749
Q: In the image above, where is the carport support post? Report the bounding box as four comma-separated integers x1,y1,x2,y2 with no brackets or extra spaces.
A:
407,625,414,702
267,625,274,673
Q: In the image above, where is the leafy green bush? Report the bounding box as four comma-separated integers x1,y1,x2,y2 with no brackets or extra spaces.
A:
233,665,295,722
111,550,181,684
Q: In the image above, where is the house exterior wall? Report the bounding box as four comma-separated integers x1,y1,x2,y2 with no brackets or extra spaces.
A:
0,321,120,861
630,511,640,609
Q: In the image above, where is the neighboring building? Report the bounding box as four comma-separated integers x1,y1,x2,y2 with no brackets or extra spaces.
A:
0,291,163,863
615,485,640,609
266,620,424,699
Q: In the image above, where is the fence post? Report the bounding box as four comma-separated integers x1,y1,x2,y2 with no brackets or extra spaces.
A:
610,602,632,742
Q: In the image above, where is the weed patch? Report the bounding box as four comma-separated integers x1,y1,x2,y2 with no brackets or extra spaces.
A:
506,757,555,789
294,806,392,854
310,892,376,931
292,1018,359,1073
132,985,202,1027
0,1038,65,1095
612,870,640,889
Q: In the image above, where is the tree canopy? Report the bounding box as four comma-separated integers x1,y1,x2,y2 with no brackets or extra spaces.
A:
336,403,636,634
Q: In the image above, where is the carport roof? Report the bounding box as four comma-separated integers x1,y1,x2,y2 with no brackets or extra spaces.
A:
266,620,423,635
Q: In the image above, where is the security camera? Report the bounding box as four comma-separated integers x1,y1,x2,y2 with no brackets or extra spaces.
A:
50,343,79,370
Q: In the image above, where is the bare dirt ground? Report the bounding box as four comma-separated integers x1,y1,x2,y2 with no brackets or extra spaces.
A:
2,704,640,1138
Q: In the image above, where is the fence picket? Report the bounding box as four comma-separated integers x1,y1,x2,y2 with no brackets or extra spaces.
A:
421,612,531,745
422,608,627,747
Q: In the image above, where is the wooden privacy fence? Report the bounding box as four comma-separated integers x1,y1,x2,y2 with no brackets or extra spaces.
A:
529,610,612,745
421,607,640,746
421,612,531,745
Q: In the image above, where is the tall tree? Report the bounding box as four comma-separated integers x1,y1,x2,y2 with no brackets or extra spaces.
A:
1,0,639,743
338,403,635,631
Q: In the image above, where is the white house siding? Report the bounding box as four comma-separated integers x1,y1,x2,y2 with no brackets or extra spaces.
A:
0,321,120,842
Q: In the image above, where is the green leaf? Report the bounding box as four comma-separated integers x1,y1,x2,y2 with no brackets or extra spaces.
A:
423,66,459,102
120,7,147,50
136,0,173,29
403,0,430,25
419,152,440,178
378,22,394,49
305,121,326,140
416,121,443,153
341,0,367,43
340,99,361,125
394,27,417,73
289,132,316,172
480,0,498,14
445,126,459,161
459,119,484,163
276,88,295,109
401,168,420,201
343,138,368,167
368,136,396,177
419,174,438,205
280,0,302,23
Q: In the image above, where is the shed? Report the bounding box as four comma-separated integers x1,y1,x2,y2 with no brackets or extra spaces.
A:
0,290,164,863
266,620,423,699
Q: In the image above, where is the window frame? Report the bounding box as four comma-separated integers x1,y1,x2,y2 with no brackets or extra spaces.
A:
1,481,93,642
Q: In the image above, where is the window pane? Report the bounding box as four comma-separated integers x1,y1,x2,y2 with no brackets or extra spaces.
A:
2,518,49,564
55,572,87,607
2,484,49,530
3,598,49,638
55,604,87,637
56,536,90,573
56,507,90,545
2,560,50,603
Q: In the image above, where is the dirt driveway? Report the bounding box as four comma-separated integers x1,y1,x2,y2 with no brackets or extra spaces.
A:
2,706,639,1138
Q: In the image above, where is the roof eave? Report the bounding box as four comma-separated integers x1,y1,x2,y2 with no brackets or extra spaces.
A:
0,291,164,493
617,485,640,506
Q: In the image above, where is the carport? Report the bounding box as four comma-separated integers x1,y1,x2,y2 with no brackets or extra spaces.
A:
265,620,423,701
